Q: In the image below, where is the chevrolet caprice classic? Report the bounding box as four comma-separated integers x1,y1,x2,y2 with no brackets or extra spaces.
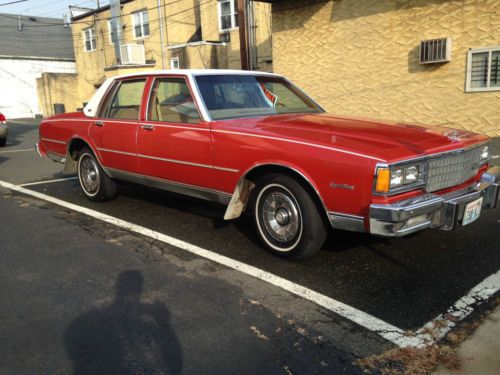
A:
36,70,500,259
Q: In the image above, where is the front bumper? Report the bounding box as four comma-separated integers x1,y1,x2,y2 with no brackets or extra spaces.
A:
369,166,500,237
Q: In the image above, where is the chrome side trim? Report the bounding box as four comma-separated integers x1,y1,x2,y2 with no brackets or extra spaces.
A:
138,153,239,172
213,165,240,173
104,167,232,205
212,129,385,161
41,119,90,123
97,147,136,157
41,137,66,145
138,153,211,168
35,143,43,158
140,122,210,132
95,148,239,172
328,212,366,233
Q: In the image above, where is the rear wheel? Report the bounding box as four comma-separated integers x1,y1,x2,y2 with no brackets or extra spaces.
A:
252,174,327,260
77,147,117,201
0,137,6,147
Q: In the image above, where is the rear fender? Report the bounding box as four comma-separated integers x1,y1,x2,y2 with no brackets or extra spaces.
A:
64,136,109,176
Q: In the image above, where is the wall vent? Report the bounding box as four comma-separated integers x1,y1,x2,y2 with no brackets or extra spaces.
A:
419,38,452,64
120,44,146,65
219,33,230,43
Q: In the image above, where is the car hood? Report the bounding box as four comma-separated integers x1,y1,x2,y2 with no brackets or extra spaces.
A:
219,113,489,163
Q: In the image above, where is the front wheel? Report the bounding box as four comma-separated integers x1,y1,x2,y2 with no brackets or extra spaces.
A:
252,174,327,260
77,147,117,201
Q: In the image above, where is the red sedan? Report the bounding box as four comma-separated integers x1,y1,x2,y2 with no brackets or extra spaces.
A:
0,112,7,147
36,70,500,259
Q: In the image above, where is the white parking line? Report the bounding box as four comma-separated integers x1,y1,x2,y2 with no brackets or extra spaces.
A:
417,270,500,343
0,148,34,154
19,176,78,187
492,155,499,159
0,178,423,348
1,178,499,348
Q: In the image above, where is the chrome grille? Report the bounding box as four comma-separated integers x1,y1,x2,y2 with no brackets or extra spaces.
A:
426,147,482,192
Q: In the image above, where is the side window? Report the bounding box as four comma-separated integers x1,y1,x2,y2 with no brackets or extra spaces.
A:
148,78,201,124
103,79,146,120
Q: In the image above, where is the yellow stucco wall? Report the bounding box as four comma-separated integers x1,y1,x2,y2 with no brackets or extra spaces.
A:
36,73,83,117
272,0,500,136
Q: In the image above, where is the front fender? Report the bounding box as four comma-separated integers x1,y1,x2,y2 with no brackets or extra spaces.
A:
224,160,328,221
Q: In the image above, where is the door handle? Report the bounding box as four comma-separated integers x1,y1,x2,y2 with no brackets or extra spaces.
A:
141,124,155,131
94,120,104,127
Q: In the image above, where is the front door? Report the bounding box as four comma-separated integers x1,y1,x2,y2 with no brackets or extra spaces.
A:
137,76,213,191
89,78,147,173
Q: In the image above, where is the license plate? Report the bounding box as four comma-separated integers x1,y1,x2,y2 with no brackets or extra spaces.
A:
462,197,483,226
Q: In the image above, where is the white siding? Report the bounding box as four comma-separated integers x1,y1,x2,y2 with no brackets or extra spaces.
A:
0,59,76,119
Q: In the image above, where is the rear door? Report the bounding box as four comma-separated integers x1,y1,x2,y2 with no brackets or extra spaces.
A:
89,78,147,173
136,75,213,189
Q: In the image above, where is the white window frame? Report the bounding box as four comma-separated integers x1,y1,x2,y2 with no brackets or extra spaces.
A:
83,27,96,52
466,46,500,92
170,56,180,70
132,10,150,40
108,20,114,45
217,0,238,32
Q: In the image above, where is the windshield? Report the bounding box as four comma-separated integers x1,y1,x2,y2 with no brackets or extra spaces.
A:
195,75,323,120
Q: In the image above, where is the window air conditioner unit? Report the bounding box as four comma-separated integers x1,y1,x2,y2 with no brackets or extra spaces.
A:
219,33,230,43
120,44,146,65
419,38,452,64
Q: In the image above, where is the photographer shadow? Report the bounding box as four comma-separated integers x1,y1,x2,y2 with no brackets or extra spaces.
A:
64,270,183,375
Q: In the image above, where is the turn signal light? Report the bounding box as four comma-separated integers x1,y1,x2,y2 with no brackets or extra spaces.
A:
375,168,390,193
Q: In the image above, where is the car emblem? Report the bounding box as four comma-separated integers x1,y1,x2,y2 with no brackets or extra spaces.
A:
444,129,473,142
330,182,354,190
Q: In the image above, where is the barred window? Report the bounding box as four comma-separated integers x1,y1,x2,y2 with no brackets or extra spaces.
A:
83,27,96,52
466,47,500,92
218,0,238,32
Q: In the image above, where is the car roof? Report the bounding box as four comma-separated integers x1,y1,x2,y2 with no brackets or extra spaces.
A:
110,69,282,81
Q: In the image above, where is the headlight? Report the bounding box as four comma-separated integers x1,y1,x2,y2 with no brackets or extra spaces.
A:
480,144,489,163
375,164,425,194
390,168,404,188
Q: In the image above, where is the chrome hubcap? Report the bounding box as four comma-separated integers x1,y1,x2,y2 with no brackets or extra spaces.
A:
262,191,300,243
80,155,100,195
275,208,289,225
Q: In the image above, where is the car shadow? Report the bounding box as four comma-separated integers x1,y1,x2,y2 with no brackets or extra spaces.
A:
64,270,183,374
113,182,385,256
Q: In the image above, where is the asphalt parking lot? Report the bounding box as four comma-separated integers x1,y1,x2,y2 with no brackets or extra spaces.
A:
1,119,499,374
